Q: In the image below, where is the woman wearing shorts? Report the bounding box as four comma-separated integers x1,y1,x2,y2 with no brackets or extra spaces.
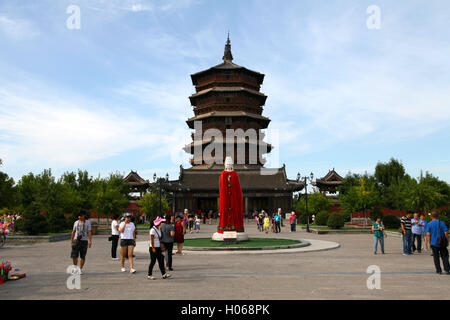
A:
119,213,136,273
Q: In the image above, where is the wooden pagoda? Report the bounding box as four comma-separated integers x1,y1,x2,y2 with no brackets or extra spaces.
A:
166,35,304,215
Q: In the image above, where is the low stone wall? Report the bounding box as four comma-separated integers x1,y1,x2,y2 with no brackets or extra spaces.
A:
184,240,310,251
97,228,149,235
6,233,72,244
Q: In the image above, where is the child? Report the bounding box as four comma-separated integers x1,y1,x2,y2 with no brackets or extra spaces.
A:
264,214,270,234
194,215,201,233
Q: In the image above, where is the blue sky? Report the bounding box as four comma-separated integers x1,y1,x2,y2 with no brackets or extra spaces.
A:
0,0,449,184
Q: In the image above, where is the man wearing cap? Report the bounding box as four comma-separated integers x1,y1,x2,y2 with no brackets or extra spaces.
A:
148,217,171,280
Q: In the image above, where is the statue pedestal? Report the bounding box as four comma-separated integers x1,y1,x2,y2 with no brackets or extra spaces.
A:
212,232,249,242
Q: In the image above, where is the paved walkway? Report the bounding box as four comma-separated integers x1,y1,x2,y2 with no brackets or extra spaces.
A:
0,222,448,299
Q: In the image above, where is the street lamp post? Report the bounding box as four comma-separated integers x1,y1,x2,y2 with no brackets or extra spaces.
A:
153,173,169,217
297,172,314,233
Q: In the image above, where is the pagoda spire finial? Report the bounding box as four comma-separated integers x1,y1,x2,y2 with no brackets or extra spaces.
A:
222,31,233,62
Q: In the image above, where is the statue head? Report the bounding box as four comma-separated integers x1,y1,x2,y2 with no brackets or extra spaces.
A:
224,156,233,171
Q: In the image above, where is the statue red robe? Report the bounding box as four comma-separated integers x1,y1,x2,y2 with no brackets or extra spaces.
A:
217,170,245,233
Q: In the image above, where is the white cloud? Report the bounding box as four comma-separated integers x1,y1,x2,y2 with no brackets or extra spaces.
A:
0,77,192,171
0,14,39,40
256,5,450,158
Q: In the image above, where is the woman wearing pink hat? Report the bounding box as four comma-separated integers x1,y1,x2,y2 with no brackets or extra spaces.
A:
148,217,171,280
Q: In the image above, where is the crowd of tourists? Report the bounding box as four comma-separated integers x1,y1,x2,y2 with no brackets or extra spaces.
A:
372,211,449,275
69,206,449,277
70,209,193,279
254,209,297,234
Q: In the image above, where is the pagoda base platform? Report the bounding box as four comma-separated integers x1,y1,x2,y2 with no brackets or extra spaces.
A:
211,232,249,242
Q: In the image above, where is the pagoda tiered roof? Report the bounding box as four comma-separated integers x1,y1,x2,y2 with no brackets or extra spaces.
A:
186,111,270,128
166,165,304,193
312,169,344,193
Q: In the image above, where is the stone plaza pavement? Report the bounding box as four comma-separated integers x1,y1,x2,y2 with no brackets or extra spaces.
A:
0,222,449,300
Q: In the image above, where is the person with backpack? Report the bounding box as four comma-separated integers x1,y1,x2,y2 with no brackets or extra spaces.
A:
148,217,171,280
70,210,92,275
161,215,175,271
426,212,449,275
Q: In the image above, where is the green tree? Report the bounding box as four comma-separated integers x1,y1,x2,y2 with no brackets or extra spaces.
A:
374,158,406,188
0,170,17,210
381,175,414,210
138,191,169,220
327,212,345,229
406,172,447,213
293,192,333,217
21,202,48,235
339,177,379,226
93,173,129,222
314,211,329,226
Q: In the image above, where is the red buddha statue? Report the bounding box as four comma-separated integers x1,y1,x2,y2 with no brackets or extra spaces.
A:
217,157,245,233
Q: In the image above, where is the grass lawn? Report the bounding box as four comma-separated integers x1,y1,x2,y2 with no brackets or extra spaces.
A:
184,238,301,248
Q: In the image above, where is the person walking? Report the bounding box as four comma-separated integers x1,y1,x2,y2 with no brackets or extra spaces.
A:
194,214,201,233
401,212,413,255
274,210,281,233
258,213,264,232
411,213,424,253
420,214,429,251
119,213,136,273
263,214,270,234
372,216,385,254
183,209,188,229
426,212,449,275
208,210,212,225
161,216,175,271
148,217,171,280
110,214,120,260
70,210,92,275
174,215,186,254
188,211,195,234
290,212,297,232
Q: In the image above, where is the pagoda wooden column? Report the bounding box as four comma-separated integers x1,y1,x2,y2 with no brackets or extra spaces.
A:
244,196,248,217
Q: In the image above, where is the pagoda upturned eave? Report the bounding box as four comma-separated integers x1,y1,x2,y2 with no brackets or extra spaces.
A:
190,61,265,85
186,111,271,129
182,138,273,154
189,86,267,106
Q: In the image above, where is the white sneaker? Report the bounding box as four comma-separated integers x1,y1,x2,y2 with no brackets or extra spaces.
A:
162,273,172,279
121,268,126,272
112,258,119,260
79,269,83,275
130,269,136,274
147,276,156,280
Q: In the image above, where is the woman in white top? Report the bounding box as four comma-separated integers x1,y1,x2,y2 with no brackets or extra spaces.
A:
148,217,171,280
119,213,136,273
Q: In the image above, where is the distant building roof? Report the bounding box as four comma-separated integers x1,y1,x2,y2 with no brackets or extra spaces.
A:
166,165,304,192
124,171,150,188
312,169,344,193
